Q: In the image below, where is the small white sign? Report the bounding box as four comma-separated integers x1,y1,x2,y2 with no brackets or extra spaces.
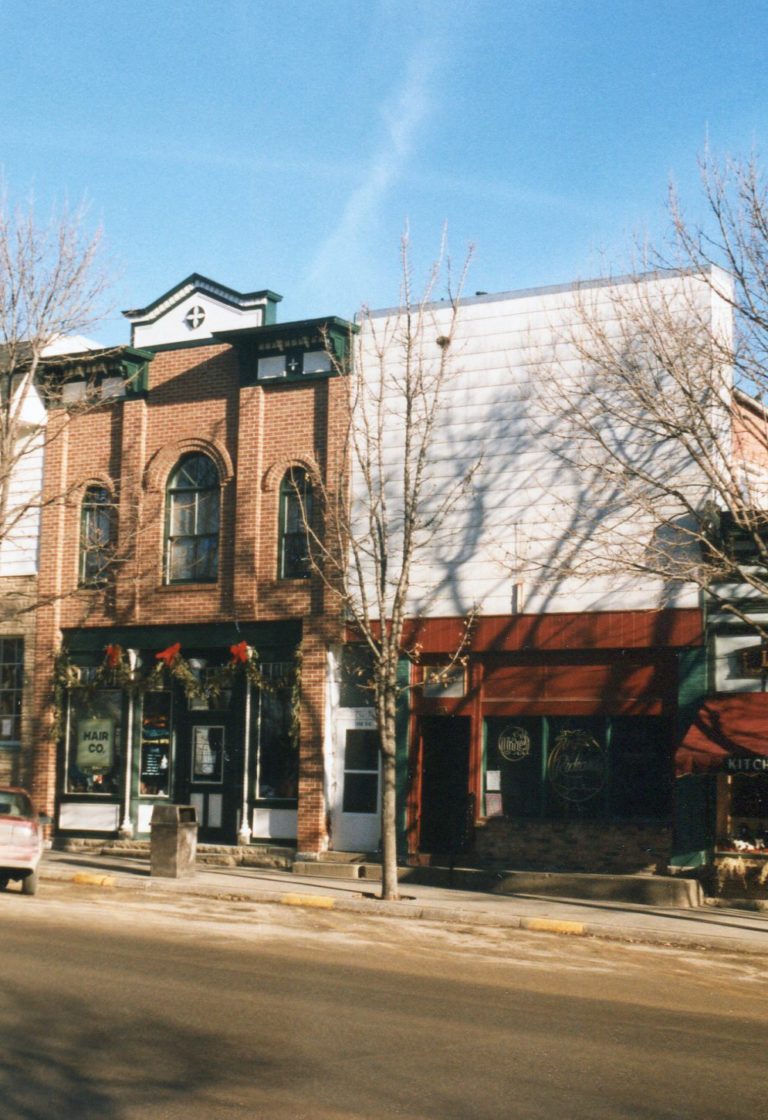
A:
0,718,12,738
486,769,501,792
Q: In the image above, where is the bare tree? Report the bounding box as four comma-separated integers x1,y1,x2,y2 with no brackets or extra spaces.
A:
307,234,479,900
0,190,109,614
534,152,768,643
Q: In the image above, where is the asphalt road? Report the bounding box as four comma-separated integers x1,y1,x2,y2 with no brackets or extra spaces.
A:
0,883,765,1119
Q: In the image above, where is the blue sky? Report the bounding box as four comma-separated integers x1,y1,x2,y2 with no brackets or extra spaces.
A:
1,0,767,343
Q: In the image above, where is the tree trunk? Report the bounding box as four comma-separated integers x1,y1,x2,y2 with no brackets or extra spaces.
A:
378,684,400,901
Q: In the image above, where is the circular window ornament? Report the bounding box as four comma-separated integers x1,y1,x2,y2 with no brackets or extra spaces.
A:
548,729,605,803
497,725,531,762
184,305,206,330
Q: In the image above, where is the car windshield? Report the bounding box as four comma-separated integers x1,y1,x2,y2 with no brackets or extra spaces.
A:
0,793,33,818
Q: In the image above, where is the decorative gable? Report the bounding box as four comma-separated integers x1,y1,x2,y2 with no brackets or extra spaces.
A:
122,274,282,348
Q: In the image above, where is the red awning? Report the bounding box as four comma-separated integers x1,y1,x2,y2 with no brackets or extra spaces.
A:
676,694,768,775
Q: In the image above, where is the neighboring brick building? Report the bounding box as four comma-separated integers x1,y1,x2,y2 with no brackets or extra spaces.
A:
30,275,353,852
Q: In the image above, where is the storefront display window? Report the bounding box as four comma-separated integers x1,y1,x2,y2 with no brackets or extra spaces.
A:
720,773,768,851
609,717,672,819
139,692,172,796
483,715,671,822
547,717,607,819
66,690,122,794
484,717,542,817
256,670,298,801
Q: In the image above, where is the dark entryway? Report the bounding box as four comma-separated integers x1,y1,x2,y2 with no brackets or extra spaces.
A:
419,716,471,853
175,705,242,842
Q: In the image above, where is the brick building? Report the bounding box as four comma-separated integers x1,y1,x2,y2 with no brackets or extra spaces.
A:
30,275,353,851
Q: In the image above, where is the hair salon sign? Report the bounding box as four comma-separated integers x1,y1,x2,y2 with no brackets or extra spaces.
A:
76,718,114,771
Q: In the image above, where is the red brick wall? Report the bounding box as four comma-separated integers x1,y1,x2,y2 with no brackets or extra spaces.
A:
31,342,348,849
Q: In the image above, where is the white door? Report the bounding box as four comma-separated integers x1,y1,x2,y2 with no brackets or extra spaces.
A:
330,710,381,852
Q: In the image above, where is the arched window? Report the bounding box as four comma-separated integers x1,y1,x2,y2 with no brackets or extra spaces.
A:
165,453,220,583
80,485,116,586
279,468,313,579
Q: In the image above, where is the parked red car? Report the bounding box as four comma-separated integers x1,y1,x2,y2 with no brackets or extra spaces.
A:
0,788,43,895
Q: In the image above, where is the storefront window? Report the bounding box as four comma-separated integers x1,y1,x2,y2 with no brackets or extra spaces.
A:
609,717,672,819
139,692,172,796
256,667,298,800
66,690,122,794
483,715,671,822
546,717,607,819
484,717,543,817
723,774,768,849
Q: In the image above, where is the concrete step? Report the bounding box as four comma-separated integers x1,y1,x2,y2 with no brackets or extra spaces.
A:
70,840,296,871
293,861,364,879
399,866,704,908
317,851,367,864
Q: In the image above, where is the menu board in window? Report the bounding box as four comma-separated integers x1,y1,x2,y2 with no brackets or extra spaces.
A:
140,692,172,796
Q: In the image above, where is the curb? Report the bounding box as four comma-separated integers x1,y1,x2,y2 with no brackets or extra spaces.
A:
40,866,765,956
71,871,117,888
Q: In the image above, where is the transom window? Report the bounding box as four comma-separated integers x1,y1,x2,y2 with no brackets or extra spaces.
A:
280,468,313,579
80,485,116,587
165,453,220,583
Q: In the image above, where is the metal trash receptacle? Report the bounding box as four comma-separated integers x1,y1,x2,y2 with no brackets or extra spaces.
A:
150,803,198,878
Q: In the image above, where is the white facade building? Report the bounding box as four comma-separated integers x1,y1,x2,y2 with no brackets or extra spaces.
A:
329,269,730,865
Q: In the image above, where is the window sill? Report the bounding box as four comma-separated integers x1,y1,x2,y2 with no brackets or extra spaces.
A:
157,582,219,592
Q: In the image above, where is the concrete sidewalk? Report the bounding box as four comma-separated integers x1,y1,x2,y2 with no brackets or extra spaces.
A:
39,850,768,956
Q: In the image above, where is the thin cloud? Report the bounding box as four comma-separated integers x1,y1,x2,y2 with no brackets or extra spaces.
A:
300,45,439,293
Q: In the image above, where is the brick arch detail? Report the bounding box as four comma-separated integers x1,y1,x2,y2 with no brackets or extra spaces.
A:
262,455,321,493
144,438,234,492
68,472,117,508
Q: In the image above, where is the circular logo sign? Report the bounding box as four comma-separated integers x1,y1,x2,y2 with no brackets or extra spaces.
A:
548,730,605,803
498,726,531,762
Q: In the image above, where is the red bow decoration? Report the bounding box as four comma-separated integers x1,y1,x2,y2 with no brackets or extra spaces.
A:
230,641,250,664
155,642,181,667
105,644,123,669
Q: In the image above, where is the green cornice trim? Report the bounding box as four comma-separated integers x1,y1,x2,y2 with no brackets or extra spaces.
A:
63,619,302,655
123,273,283,320
215,316,357,346
215,317,357,387
43,346,155,407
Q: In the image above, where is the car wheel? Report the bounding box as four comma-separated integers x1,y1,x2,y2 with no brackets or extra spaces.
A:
21,871,38,896
0,876,9,891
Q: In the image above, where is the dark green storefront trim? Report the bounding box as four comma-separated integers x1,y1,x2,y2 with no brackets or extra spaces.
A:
671,644,714,869
64,620,302,658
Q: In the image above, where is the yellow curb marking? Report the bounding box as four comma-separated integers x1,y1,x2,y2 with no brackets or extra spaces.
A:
523,917,586,936
280,893,335,910
72,872,116,888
